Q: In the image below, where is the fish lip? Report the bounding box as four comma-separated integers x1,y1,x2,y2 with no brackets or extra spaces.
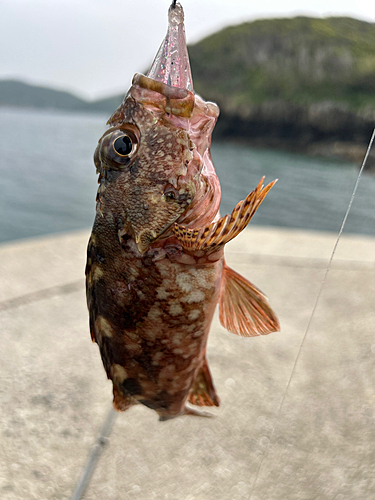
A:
132,73,195,118
133,73,189,100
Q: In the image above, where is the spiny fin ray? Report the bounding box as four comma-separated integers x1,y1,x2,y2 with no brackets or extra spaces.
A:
173,177,277,251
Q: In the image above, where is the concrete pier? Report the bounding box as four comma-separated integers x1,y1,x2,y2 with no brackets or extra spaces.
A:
1,227,374,500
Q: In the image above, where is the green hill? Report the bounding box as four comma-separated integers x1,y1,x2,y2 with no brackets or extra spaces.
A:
0,80,88,110
0,79,124,114
190,17,375,144
190,17,375,110
188,16,375,168
89,94,123,113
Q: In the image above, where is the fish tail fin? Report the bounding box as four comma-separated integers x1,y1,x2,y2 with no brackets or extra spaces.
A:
219,262,280,337
181,407,215,419
188,357,220,407
112,384,134,412
173,177,277,251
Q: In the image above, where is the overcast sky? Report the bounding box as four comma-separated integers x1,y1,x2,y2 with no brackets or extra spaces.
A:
1,0,374,100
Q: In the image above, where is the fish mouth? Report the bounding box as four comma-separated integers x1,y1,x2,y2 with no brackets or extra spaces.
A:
132,73,195,118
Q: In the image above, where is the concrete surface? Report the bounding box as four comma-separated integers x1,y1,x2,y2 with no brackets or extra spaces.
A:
0,227,374,500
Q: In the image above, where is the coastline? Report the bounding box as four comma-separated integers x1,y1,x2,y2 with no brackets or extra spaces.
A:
217,136,375,172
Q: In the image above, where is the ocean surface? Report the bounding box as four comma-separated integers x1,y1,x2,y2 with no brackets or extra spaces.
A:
1,108,374,245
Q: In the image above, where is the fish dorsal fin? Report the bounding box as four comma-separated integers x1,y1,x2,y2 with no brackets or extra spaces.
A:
219,263,280,337
173,177,277,251
188,357,220,407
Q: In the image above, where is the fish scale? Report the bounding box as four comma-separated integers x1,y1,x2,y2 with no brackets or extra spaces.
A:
86,1,279,421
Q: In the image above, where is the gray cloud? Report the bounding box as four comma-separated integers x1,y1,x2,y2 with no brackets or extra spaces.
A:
1,0,373,99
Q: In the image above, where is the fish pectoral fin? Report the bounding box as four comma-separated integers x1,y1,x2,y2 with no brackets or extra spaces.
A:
219,263,280,337
173,177,277,251
188,358,220,407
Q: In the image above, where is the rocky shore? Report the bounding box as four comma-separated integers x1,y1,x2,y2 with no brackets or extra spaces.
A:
190,16,375,170
212,100,375,171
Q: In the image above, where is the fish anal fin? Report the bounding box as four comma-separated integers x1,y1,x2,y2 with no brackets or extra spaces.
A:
112,384,134,412
173,177,277,252
219,263,280,337
188,358,220,407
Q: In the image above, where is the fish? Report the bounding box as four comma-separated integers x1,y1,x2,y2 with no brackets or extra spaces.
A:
86,1,279,421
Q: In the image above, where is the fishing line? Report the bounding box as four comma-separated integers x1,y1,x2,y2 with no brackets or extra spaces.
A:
171,0,177,8
70,407,117,500
248,127,375,498
70,132,374,498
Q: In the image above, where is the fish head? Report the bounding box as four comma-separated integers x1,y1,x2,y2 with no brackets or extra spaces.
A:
93,2,221,254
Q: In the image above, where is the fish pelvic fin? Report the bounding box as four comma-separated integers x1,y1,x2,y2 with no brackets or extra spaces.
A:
219,263,280,337
188,357,220,407
172,177,277,251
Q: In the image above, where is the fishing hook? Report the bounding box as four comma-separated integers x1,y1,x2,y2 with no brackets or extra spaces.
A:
171,0,177,8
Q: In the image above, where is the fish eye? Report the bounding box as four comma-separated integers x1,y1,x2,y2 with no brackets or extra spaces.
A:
97,124,140,170
113,135,133,157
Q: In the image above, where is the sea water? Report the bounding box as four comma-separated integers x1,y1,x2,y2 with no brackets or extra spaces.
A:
0,108,374,244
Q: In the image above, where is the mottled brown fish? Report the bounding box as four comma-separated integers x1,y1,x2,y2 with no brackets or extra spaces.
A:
86,2,279,421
